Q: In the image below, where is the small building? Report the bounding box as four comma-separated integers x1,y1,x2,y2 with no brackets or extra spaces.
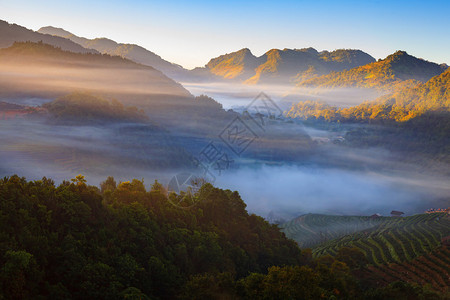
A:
370,213,381,219
391,210,404,217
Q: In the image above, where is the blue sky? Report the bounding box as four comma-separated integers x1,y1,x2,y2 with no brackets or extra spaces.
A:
1,0,449,69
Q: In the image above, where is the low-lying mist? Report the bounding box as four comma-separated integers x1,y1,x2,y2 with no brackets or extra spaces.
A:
215,165,449,220
181,81,386,110
1,115,447,222
0,117,192,185
0,62,190,99
1,79,448,223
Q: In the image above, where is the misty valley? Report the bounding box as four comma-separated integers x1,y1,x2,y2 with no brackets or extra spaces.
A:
0,17,449,300
3,92,447,219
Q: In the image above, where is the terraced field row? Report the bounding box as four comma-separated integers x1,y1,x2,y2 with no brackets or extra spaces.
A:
281,213,386,248
312,213,450,265
359,245,450,293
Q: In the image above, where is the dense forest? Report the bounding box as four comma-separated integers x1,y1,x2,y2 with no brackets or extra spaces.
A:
0,175,447,299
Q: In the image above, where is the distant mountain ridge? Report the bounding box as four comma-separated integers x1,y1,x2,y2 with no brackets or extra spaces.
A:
204,48,262,80
201,47,376,85
38,26,188,80
0,20,98,54
0,41,191,100
298,50,447,90
3,19,447,96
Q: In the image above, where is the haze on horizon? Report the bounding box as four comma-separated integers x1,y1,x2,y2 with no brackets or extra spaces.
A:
1,0,449,69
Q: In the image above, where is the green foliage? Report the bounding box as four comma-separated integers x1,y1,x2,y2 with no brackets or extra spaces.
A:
335,247,369,270
0,175,303,299
181,272,237,299
100,176,117,193
0,250,41,299
237,259,360,300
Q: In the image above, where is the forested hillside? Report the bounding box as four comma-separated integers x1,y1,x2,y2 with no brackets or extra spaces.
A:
0,175,302,299
297,51,446,91
1,175,447,299
287,68,450,123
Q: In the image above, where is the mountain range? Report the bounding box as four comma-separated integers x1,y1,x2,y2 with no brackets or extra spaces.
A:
297,50,447,91
37,25,376,86
2,19,448,92
37,26,188,80
197,47,376,85
1,18,449,124
0,20,98,54
0,41,190,101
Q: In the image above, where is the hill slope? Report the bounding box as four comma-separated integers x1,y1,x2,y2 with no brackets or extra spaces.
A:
358,245,450,293
297,51,446,91
0,41,242,139
205,48,263,80
286,67,450,122
312,213,450,265
366,67,450,121
0,20,97,54
38,26,188,80
281,214,386,248
0,175,303,299
0,41,191,101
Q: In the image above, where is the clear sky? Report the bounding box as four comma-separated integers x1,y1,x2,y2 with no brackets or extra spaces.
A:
1,0,449,69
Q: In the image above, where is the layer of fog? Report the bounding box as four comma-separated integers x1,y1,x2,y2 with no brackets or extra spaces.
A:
181,81,385,111
181,81,294,110
1,63,189,98
1,92,448,223
2,116,448,222
283,86,385,108
5,97,51,107
0,118,192,186
1,51,446,223
215,165,449,220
